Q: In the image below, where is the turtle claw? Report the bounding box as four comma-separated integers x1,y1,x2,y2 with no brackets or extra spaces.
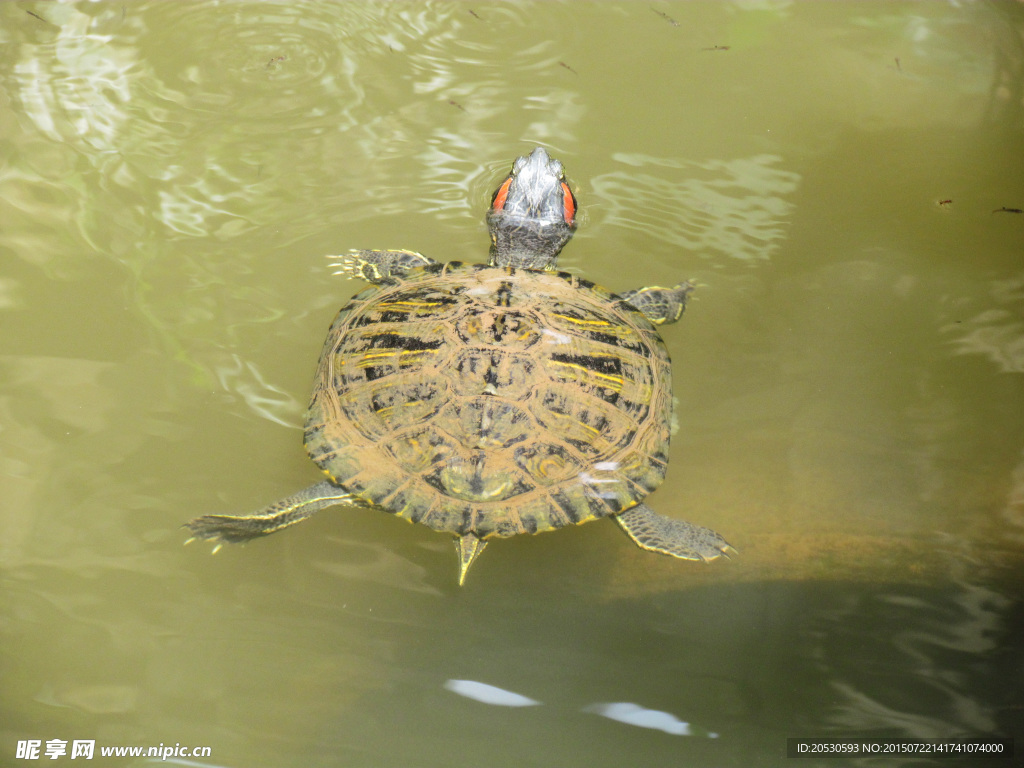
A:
719,543,740,560
325,251,370,279
181,529,223,554
692,531,734,563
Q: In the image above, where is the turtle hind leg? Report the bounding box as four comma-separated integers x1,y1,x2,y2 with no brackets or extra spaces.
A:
615,503,732,562
619,281,695,325
327,250,436,283
184,480,356,546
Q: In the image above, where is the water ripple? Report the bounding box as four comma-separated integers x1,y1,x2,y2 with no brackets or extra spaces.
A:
590,153,801,262
817,580,1011,738
944,271,1024,373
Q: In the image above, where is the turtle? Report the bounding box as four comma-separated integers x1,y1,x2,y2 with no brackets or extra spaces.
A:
185,147,731,585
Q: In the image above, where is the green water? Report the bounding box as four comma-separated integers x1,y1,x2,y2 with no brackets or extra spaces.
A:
2,2,1022,766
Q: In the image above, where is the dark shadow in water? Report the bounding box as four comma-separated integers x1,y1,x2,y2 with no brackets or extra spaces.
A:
293,572,1023,768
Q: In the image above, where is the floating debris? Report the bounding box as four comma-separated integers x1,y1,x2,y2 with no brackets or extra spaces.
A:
651,8,680,27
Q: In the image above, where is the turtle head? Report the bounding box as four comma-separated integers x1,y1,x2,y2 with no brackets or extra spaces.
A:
487,147,578,270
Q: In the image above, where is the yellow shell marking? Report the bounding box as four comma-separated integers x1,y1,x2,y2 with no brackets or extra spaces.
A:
551,313,614,327
550,360,624,389
373,299,447,310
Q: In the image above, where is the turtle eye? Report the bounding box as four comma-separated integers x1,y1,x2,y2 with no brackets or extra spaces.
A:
491,176,513,211
561,182,577,225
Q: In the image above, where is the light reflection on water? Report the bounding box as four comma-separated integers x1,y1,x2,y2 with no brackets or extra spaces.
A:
443,681,721,738
946,270,1024,373
591,153,800,261
821,578,1010,737
1,1,1022,767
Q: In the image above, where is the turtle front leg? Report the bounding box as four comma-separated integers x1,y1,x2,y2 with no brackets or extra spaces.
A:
615,503,732,562
184,480,358,548
619,281,694,326
327,249,437,284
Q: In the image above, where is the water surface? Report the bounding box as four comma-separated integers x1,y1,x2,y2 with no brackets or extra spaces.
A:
1,2,1022,767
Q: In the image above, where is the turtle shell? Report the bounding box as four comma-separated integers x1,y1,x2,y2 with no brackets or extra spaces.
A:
304,261,673,540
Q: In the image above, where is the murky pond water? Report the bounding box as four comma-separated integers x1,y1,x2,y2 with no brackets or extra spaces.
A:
2,2,1022,766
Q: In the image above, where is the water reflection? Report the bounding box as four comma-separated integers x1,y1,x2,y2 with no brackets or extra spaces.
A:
213,354,302,428
14,4,137,152
444,679,541,707
583,701,715,737
12,2,393,239
1004,451,1024,549
945,271,1024,373
443,682,721,736
815,579,1014,739
5,0,591,418
984,1,1024,129
0,355,118,562
590,153,800,262
34,682,139,715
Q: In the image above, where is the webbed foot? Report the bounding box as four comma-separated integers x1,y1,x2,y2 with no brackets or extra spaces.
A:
327,250,436,283
619,281,695,325
184,480,355,545
615,503,732,562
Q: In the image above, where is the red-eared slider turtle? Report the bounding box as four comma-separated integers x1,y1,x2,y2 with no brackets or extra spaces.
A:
186,147,730,584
